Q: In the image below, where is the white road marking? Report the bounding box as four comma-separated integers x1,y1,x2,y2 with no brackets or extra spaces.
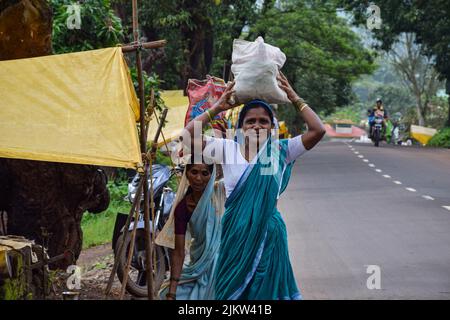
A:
369,164,375,167
406,188,417,192
443,206,450,211
358,155,364,158
363,159,369,162
354,151,359,154
394,181,402,185
422,195,434,201
375,169,382,173
383,175,391,178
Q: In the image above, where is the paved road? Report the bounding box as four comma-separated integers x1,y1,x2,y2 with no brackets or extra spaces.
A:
279,140,450,299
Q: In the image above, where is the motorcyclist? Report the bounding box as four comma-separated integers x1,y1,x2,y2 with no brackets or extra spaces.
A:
368,98,386,139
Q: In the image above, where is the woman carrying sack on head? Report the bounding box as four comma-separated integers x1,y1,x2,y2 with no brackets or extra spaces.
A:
156,160,225,300
181,72,325,300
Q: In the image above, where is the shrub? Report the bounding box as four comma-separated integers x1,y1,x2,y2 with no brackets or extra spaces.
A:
428,127,450,148
81,181,130,249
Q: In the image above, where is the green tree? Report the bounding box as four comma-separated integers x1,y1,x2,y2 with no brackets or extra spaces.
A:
369,85,415,118
251,0,375,133
51,0,164,111
209,0,259,81
322,104,364,125
108,0,375,123
388,33,443,126
112,0,257,89
339,0,450,126
51,0,124,53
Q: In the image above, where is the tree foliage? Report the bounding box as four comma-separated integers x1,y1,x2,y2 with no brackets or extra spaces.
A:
111,0,257,89
50,0,375,133
51,0,124,53
322,105,364,125
252,0,375,113
253,0,375,133
369,85,415,116
388,33,443,126
339,0,450,126
428,127,450,148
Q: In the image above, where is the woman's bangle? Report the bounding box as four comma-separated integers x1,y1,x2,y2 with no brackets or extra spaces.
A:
166,292,177,300
294,98,308,112
294,98,306,109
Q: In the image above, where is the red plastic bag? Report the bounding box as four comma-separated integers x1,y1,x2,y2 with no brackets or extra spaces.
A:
185,75,228,136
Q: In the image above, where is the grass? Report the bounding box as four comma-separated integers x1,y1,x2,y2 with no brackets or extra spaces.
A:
81,150,176,250
81,181,130,249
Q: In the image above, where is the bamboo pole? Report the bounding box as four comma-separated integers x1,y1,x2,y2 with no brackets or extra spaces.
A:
148,148,156,296
118,194,141,300
105,86,168,300
145,92,157,295
132,0,155,300
144,89,155,141
151,109,168,153
106,0,168,300
149,107,168,296
104,178,144,296
118,109,168,299
121,40,167,53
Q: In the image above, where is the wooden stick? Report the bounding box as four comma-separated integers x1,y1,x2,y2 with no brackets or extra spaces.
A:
104,178,145,296
151,108,168,153
118,193,141,300
144,89,155,142
149,148,156,298
147,107,169,298
132,0,154,300
121,40,167,53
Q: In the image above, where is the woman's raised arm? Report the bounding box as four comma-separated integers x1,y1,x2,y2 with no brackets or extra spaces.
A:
278,72,326,150
182,81,236,145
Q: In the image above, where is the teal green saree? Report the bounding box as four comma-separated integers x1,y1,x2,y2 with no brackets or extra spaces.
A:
215,139,302,300
159,166,224,300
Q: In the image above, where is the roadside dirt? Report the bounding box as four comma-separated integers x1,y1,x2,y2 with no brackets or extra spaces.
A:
49,243,132,300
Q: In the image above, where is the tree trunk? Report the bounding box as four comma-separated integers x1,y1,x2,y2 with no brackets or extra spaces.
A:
1,160,109,269
0,0,53,60
0,0,110,269
414,98,426,126
180,1,214,93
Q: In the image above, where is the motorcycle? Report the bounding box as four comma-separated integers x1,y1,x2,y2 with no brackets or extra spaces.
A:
112,164,183,297
371,115,384,147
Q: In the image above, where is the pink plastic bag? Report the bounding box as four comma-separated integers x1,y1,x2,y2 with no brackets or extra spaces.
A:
185,75,228,135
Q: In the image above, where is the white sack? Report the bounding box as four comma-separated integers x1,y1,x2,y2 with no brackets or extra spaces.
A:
231,37,290,104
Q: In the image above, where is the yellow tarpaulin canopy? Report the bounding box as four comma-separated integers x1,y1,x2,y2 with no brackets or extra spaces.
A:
0,47,142,169
147,90,188,147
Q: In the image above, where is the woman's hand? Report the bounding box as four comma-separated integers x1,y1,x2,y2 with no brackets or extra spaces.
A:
166,293,176,300
277,71,325,151
277,71,300,103
211,81,237,113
